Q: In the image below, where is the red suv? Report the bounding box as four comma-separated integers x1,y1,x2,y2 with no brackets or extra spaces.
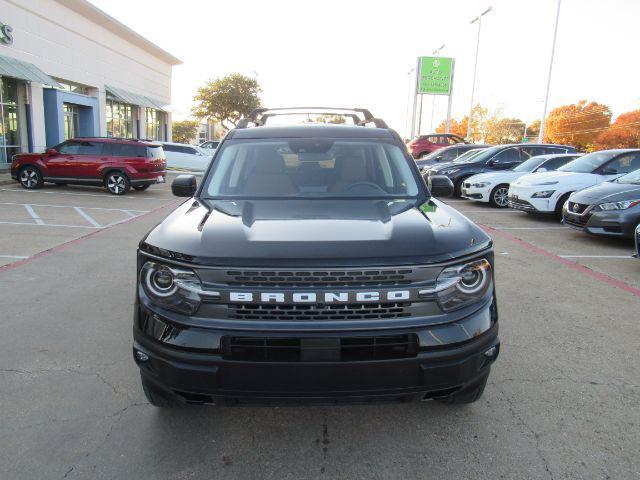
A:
11,138,167,195
407,134,468,159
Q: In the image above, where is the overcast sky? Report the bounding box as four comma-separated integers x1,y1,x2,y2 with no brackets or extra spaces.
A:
91,0,640,137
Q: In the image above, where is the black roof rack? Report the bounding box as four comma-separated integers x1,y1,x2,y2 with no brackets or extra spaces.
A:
237,107,388,129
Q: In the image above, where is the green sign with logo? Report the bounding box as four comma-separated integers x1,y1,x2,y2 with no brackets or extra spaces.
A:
418,56,453,95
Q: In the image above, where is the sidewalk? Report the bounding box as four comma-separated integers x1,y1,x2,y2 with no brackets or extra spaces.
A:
0,171,14,186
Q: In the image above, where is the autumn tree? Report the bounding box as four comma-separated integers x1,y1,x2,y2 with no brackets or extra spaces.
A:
171,120,199,144
436,118,466,138
544,100,611,150
595,110,640,150
525,119,541,141
434,104,486,141
192,73,262,130
485,117,526,144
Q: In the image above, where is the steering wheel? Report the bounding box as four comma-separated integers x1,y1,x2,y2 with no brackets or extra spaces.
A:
345,182,387,193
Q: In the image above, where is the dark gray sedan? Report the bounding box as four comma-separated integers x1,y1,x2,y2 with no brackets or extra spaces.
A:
563,168,640,238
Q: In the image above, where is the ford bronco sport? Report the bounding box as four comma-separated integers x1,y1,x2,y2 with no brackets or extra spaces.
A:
133,108,499,407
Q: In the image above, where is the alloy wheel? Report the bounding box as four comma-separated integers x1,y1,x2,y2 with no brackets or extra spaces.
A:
20,168,40,188
493,187,509,207
107,174,126,194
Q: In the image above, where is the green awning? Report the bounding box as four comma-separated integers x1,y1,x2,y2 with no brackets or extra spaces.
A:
105,85,167,111
0,53,61,87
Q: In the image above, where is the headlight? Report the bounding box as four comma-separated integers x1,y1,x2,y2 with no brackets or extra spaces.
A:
531,190,555,198
140,261,216,314
420,258,492,312
472,182,490,188
596,199,640,211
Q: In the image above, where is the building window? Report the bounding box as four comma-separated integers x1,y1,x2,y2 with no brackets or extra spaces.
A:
0,76,20,164
145,108,163,140
106,100,134,138
63,104,79,140
54,79,90,96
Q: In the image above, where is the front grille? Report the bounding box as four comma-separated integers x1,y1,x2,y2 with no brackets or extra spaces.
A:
567,201,590,214
222,334,419,362
509,197,536,211
225,269,413,287
228,302,411,321
563,213,590,228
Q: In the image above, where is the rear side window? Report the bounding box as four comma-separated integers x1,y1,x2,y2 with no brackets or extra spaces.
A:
112,144,146,157
146,146,165,159
163,144,195,154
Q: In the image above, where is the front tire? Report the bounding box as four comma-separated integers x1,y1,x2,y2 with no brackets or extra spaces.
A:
489,184,510,208
555,192,572,219
141,374,181,408
19,166,44,190
105,172,130,195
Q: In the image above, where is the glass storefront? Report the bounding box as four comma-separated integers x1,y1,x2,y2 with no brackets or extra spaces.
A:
105,99,134,138
0,76,20,164
145,107,163,140
63,103,79,139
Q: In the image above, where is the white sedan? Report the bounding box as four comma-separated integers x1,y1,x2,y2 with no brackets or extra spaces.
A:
508,149,640,216
461,153,580,207
160,142,212,172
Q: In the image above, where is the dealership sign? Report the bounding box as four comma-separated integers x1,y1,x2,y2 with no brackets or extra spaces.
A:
0,21,14,46
418,56,453,95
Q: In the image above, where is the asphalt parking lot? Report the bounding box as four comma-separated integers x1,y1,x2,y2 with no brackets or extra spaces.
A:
1,179,639,479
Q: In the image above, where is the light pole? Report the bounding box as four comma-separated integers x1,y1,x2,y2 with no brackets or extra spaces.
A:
467,6,492,140
405,67,415,139
429,44,446,132
538,0,562,143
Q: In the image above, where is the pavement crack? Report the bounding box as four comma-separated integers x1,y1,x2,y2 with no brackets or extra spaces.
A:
498,384,555,480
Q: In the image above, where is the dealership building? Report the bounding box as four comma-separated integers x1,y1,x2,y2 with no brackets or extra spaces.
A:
0,0,181,166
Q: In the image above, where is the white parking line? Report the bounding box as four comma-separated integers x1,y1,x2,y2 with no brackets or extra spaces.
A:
0,254,29,259
0,202,148,213
0,221,97,229
74,207,101,227
559,255,635,259
23,204,44,225
492,226,565,230
0,188,174,200
460,210,522,213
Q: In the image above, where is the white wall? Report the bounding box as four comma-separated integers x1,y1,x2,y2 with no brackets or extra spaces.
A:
0,0,176,143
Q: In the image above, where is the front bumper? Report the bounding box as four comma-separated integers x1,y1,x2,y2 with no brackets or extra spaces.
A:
133,298,499,405
461,183,491,202
563,204,640,238
508,185,557,213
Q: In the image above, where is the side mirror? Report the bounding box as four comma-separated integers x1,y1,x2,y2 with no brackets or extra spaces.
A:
46,148,58,155
428,175,454,198
172,174,197,197
435,155,443,161
535,167,547,173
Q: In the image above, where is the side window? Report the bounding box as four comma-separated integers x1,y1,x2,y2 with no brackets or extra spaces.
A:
491,148,521,164
604,154,640,175
112,144,146,157
57,141,81,155
76,141,104,156
186,147,198,155
162,144,178,153
540,156,570,171
440,148,459,161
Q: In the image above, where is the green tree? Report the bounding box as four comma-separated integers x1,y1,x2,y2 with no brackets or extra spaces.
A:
171,120,199,144
192,73,262,130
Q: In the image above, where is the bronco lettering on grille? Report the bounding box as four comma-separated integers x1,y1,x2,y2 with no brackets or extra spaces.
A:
229,291,411,303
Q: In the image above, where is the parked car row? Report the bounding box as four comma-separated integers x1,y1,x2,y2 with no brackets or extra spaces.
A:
419,144,640,249
11,137,216,195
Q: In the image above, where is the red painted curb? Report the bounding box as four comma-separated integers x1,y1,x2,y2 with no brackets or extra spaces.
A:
481,224,640,298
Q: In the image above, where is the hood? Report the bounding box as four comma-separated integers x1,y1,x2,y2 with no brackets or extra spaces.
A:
428,161,458,173
512,171,599,187
143,198,492,267
570,181,640,204
466,171,522,184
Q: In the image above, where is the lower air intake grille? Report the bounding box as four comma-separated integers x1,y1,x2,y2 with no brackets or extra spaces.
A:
228,302,411,321
222,334,419,362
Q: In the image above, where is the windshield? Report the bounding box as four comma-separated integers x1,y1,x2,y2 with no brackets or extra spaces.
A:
202,138,420,199
453,148,489,163
613,169,640,184
557,151,619,173
512,156,548,173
